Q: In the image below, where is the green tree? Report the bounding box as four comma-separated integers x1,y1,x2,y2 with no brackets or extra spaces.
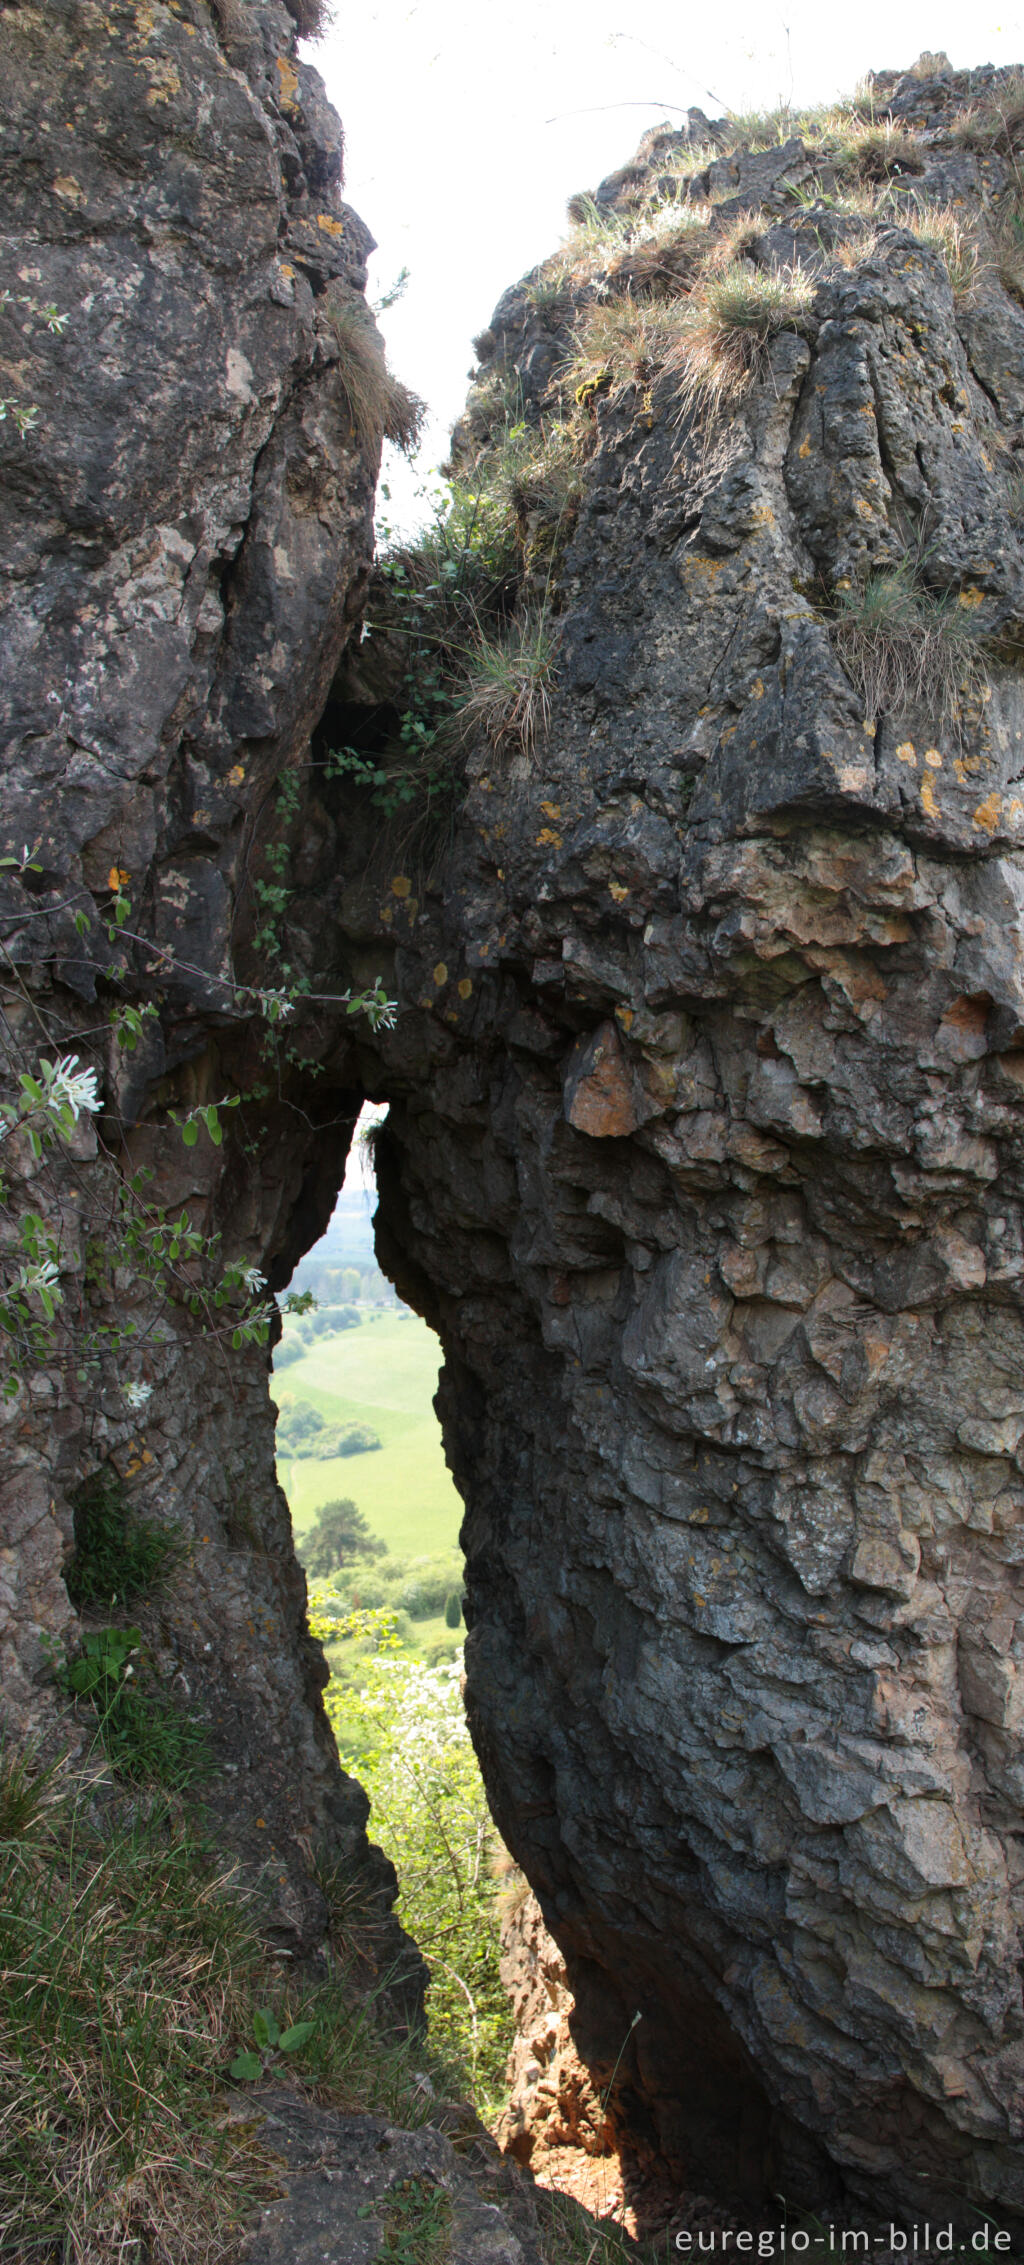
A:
303,1498,386,1579
444,1591,462,1630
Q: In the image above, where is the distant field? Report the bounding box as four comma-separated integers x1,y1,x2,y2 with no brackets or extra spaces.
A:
274,1309,463,1558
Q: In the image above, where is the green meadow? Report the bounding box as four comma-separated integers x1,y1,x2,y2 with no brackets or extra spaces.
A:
274,1309,463,1558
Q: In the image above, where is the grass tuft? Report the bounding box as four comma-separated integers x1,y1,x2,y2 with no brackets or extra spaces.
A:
0,1743,467,2263
666,260,815,420
903,203,987,302
0,1750,271,2265
833,120,926,184
323,294,425,457
951,70,1024,154
66,1465,182,1611
832,562,984,726
456,614,556,757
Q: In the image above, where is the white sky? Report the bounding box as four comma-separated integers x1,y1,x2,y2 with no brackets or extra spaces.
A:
308,2,1024,525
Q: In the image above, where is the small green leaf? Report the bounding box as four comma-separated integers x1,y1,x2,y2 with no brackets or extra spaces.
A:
278,2021,315,2054
228,2051,262,2082
181,1121,199,1148
252,2008,279,2051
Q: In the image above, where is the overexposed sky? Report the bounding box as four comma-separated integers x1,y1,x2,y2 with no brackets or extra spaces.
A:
308,1,1024,528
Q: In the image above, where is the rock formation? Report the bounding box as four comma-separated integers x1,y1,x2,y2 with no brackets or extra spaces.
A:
4,16,1024,2235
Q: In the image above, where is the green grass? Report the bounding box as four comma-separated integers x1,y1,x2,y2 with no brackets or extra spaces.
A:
274,1311,462,1558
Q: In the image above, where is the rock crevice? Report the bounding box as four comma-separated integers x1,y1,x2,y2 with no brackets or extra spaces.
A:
4,25,1024,2232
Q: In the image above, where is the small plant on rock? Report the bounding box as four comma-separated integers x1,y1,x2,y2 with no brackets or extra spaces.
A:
228,2006,316,2083
456,612,555,757
667,258,815,419
833,119,925,184
832,560,985,727
904,203,987,302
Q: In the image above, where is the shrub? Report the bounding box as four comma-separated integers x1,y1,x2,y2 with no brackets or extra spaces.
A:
455,612,555,757
444,1590,463,1630
323,292,425,456
66,1466,182,1611
320,1642,513,2104
666,259,815,420
832,562,984,726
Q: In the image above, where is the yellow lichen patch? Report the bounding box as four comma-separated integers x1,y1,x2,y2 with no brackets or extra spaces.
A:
855,498,875,519
540,799,562,821
391,875,412,898
276,55,299,109
923,747,942,769
432,962,448,987
751,679,764,700
617,1007,634,1030
920,777,939,819
228,763,245,786
457,977,473,1000
798,436,812,458
958,586,985,608
535,827,562,847
972,791,1002,831
107,866,130,891
863,720,876,738
53,175,85,206
896,741,917,767
317,214,345,238
609,882,629,902
145,60,181,104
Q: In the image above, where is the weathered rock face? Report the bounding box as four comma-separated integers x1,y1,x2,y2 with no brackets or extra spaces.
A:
353,66,1024,2225
6,22,1024,2235
0,0,392,1951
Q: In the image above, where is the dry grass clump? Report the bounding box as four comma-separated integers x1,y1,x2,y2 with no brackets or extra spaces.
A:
904,203,988,302
666,259,816,418
285,0,335,35
987,203,1024,301
606,201,714,295
952,70,1024,153
569,297,689,396
324,294,425,456
456,613,555,756
833,562,984,725
834,121,926,184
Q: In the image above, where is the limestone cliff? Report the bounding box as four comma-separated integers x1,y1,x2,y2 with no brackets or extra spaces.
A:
5,20,1024,2237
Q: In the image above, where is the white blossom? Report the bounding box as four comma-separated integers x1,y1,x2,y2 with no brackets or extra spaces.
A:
46,1056,101,1120
240,1264,266,1295
122,1380,153,1410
